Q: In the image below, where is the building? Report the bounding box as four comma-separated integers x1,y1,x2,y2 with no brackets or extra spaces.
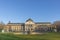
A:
1,18,60,34
2,18,52,34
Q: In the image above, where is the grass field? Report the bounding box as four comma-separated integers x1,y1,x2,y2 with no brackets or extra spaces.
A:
0,32,60,40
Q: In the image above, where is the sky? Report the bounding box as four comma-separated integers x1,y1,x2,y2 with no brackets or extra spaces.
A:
0,0,60,23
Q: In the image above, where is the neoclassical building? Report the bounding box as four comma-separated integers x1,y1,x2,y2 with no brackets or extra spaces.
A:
3,18,52,34
0,18,60,34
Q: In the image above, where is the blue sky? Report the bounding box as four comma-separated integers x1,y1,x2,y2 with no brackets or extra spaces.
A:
0,0,60,23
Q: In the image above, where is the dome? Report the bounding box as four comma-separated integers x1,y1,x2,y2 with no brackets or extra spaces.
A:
26,18,33,22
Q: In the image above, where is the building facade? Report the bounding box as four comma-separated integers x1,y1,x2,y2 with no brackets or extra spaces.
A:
0,18,57,33
2,18,52,34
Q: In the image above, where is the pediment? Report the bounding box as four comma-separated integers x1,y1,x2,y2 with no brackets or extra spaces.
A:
25,21,35,24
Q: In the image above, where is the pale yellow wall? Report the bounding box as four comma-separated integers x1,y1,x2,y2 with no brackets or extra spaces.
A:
4,24,22,32
25,21,36,32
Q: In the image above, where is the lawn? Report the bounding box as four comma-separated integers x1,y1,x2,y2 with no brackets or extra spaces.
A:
0,32,60,40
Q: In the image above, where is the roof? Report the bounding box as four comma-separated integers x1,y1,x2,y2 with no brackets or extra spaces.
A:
7,22,51,24
53,21,60,25
35,22,51,24
26,18,33,22
8,23,24,25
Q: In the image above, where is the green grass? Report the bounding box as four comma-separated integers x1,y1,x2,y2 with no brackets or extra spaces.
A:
0,32,60,40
